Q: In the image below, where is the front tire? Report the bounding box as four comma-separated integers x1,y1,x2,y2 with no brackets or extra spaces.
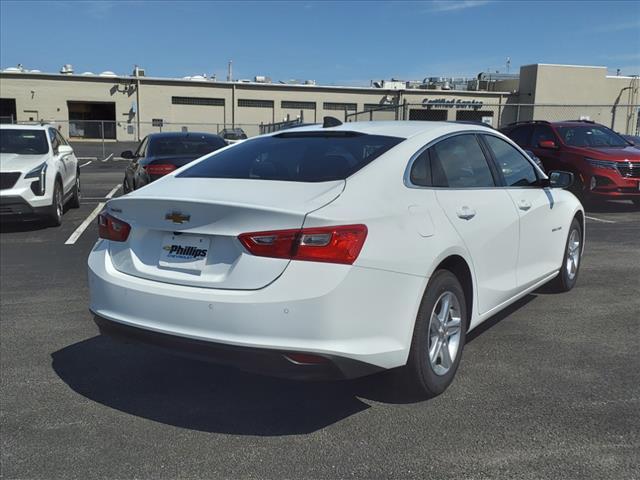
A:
403,270,467,398
548,218,582,292
46,180,63,227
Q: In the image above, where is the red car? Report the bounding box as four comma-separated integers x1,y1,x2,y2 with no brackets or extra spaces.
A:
501,120,640,206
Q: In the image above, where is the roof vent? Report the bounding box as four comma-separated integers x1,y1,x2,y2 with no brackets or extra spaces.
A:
323,116,343,128
60,64,74,74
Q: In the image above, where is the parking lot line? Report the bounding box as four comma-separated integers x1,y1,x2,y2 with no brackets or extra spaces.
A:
64,202,105,245
585,215,616,224
76,156,97,161
101,153,114,162
105,184,121,199
79,161,92,168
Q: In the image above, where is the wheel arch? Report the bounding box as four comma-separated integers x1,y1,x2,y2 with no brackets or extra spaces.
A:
433,254,474,331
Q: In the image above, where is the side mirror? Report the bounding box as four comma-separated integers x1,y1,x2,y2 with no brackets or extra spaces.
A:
58,145,73,155
539,140,558,150
549,170,574,189
121,150,134,159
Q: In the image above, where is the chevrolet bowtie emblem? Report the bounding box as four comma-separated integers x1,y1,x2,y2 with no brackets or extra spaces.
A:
165,212,190,224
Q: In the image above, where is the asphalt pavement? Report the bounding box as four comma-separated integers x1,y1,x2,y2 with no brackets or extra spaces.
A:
1,160,639,479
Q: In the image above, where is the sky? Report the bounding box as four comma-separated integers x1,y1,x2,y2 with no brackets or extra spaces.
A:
1,0,639,85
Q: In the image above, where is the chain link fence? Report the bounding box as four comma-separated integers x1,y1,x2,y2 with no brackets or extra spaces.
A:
346,103,640,135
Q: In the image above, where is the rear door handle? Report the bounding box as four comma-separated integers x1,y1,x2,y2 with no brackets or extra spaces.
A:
518,200,532,211
456,206,476,220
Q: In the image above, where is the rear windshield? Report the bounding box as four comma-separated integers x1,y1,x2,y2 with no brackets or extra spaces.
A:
178,132,404,182
148,135,226,156
556,125,629,148
0,129,49,155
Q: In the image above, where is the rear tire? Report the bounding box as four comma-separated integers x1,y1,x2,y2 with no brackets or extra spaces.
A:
69,172,81,209
402,270,467,399
548,218,582,292
46,180,63,227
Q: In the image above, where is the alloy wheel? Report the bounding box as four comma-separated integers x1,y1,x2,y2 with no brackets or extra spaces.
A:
427,291,462,376
566,229,581,280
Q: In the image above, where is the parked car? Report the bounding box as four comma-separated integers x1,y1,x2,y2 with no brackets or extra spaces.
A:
0,124,80,225
219,128,248,145
121,132,226,192
500,120,640,205
90,120,584,398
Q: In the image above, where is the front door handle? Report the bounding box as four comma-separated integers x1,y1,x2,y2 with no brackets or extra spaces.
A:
518,199,532,211
456,206,476,220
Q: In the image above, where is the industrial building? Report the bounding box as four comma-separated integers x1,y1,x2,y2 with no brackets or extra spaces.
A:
0,63,638,141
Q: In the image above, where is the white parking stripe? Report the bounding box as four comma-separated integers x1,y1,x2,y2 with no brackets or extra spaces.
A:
64,202,105,245
101,153,114,162
585,215,616,224
79,161,92,168
105,184,121,199
77,156,97,161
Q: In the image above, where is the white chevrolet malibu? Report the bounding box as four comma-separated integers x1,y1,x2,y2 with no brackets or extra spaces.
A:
88,120,584,397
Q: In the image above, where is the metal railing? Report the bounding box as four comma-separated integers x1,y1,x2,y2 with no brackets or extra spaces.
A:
345,102,640,135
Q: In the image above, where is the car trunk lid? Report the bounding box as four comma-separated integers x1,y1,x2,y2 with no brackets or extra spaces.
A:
105,177,345,289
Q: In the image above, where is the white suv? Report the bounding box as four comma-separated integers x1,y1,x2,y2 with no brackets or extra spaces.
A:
0,124,80,226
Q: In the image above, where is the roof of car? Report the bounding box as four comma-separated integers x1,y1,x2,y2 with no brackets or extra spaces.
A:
146,131,222,139
0,124,50,130
279,120,494,139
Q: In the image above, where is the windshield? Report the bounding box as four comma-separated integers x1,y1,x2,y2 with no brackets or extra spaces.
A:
148,135,226,156
557,125,629,148
0,129,49,155
179,132,404,182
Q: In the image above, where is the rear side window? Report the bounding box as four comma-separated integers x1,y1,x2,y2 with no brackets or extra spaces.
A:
430,134,495,188
179,132,404,182
507,126,532,147
410,150,432,186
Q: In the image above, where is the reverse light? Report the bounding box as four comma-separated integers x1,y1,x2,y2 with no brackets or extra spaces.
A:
144,164,177,176
98,212,131,242
238,224,368,265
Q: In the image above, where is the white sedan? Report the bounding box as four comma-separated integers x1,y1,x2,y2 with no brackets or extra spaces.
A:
88,120,584,397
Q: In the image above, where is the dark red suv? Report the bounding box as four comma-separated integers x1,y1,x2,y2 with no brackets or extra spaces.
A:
501,120,640,205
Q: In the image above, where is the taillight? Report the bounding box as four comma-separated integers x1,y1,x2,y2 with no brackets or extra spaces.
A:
238,224,367,265
143,164,177,176
98,212,131,242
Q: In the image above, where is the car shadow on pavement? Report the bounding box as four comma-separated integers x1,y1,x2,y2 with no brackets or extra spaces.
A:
584,199,638,214
0,220,49,233
51,295,539,434
51,335,373,435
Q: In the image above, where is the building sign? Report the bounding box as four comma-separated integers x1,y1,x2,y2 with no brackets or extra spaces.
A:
152,118,164,127
422,98,484,110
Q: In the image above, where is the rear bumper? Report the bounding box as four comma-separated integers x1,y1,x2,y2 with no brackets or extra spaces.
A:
93,314,381,380
88,239,426,376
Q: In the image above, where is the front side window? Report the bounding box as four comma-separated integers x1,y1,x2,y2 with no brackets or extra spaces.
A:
48,128,59,150
483,135,538,187
135,137,148,157
179,132,403,182
0,129,49,155
557,125,628,148
429,134,495,188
